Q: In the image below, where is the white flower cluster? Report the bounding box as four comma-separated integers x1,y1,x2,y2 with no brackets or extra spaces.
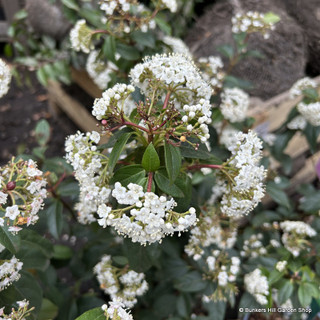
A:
202,251,240,301
0,256,23,291
181,99,212,142
94,255,148,308
185,213,237,260
100,0,132,15
289,77,316,99
0,59,11,98
244,268,269,305
232,11,276,39
162,36,192,56
240,233,267,258
65,131,112,224
100,0,156,33
297,101,320,127
0,159,47,234
102,299,134,320
129,53,212,106
0,299,31,319
86,50,118,90
275,260,287,272
220,131,266,217
97,182,197,245
159,0,177,13
198,56,225,92
69,19,93,54
219,125,241,148
287,115,307,130
220,88,249,123
280,220,316,257
92,84,135,120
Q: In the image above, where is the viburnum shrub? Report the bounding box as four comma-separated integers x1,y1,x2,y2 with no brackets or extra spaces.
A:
1,3,320,320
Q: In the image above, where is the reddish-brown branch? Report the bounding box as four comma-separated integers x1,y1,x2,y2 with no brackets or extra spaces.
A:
147,172,154,192
122,121,149,133
162,91,171,109
187,164,222,171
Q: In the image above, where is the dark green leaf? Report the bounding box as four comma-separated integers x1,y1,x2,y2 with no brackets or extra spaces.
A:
174,271,207,292
153,294,177,318
154,16,171,35
206,300,226,320
303,123,320,154
75,307,105,320
56,181,79,197
108,132,133,173
131,30,155,48
38,299,59,320
112,256,129,266
116,43,140,60
53,245,73,260
47,199,64,239
110,165,146,186
102,36,116,62
217,44,234,59
15,271,43,312
123,239,161,272
299,190,320,213
0,225,20,254
164,141,181,183
180,140,212,160
61,0,79,10
298,283,313,307
142,143,160,172
278,281,293,305
35,119,50,146
155,169,184,198
266,183,290,209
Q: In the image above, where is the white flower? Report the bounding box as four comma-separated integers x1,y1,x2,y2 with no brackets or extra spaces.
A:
217,271,228,287
0,191,7,205
275,261,287,272
244,268,269,305
102,299,134,319
287,115,307,130
232,11,276,39
289,77,316,99
0,256,23,291
220,88,249,123
69,20,93,54
5,205,20,220
160,0,177,12
162,36,191,56
297,101,320,127
86,50,118,90
0,59,11,98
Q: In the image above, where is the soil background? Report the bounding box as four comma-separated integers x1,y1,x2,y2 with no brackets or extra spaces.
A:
0,67,77,165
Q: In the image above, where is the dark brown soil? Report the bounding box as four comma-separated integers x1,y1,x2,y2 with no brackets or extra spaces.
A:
0,70,78,165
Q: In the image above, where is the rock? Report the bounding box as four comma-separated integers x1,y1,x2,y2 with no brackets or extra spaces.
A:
185,0,307,99
25,0,71,40
284,0,320,75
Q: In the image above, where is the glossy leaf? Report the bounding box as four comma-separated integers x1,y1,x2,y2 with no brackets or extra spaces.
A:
110,165,146,186
142,143,160,172
108,132,133,173
47,199,64,239
164,141,181,183
0,225,20,254
75,307,105,320
155,169,184,198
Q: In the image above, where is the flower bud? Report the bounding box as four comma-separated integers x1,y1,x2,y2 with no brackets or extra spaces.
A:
6,181,16,190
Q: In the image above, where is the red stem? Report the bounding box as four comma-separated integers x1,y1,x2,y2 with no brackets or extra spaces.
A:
187,164,222,171
162,91,171,109
123,121,149,133
147,172,154,192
